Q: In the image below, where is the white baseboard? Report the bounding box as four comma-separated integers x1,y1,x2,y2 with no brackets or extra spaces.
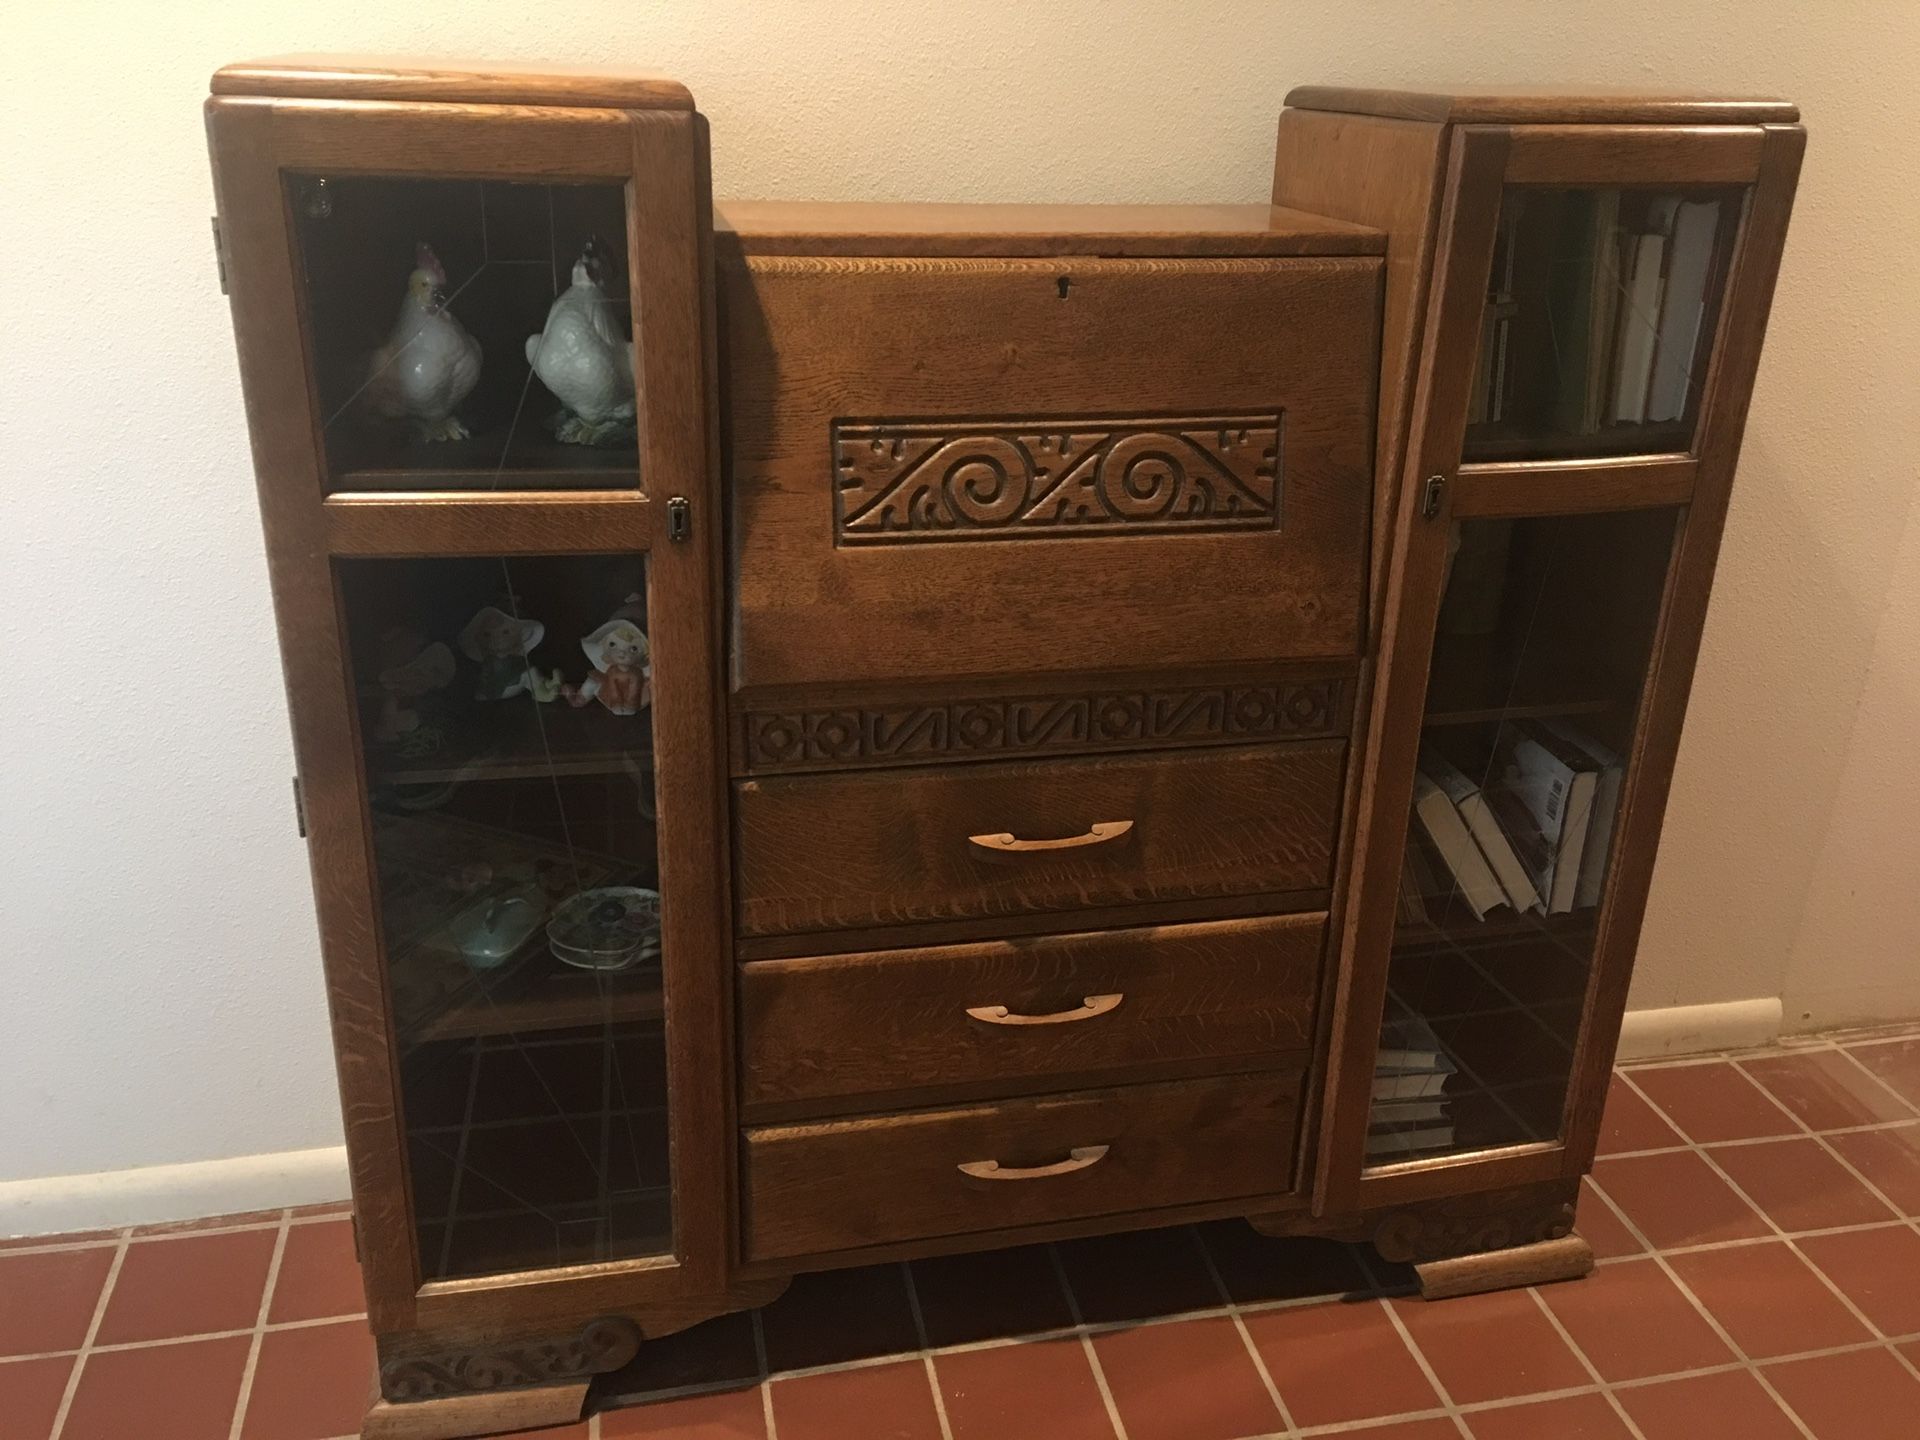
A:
0,1146,350,1239
0,997,1791,1239
1617,996,1784,1062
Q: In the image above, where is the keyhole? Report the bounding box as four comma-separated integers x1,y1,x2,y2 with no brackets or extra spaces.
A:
1056,275,1071,299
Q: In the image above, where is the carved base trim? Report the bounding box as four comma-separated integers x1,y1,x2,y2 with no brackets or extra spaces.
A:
377,1316,640,1403
1415,1235,1594,1300
1370,1188,1579,1266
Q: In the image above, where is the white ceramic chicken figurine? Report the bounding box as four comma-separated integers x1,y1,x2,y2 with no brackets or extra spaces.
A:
363,243,482,442
525,238,637,445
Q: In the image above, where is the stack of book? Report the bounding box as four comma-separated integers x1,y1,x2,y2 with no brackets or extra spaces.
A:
1407,720,1625,924
1370,1016,1456,1160
1469,192,1725,436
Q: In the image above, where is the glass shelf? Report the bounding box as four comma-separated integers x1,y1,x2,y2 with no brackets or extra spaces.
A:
292,175,638,493
1463,186,1740,463
1367,509,1676,1169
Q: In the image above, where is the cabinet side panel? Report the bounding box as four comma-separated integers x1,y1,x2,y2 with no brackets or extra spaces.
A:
1272,109,1450,636
206,96,420,1331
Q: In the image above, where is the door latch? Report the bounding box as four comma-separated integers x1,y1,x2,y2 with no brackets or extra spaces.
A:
211,216,229,295
292,775,308,839
666,496,692,543
1420,474,1447,521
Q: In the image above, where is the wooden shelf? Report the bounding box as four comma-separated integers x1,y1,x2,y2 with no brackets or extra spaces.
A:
1462,419,1693,465
1423,697,1612,728
1395,902,1597,953
373,702,653,786
327,426,637,494
410,954,662,1046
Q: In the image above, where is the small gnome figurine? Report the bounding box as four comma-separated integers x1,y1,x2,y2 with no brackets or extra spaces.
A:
564,594,651,716
457,605,547,702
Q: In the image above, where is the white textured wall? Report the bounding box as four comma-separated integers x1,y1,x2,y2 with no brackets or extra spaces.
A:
3,1,1915,1185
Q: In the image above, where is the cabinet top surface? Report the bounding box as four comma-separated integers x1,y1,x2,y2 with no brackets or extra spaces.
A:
1285,85,1798,126
210,55,694,111
714,201,1385,258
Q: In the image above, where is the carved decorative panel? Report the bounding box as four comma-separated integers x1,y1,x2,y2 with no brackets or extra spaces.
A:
741,675,1348,774
833,413,1282,544
379,1316,641,1401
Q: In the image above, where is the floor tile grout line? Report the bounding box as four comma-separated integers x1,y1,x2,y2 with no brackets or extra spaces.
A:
1609,1071,1832,1440
226,1208,292,1440
898,1261,957,1440
750,1309,779,1440
1523,1284,1650,1440
1193,1226,1299,1437
47,1227,130,1440
1354,1247,1471,1434
1829,1040,1920,1123
1046,1242,1130,1440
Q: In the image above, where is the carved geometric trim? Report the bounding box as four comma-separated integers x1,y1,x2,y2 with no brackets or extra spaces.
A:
379,1316,641,1402
742,676,1348,774
833,413,1282,544
1371,1196,1578,1266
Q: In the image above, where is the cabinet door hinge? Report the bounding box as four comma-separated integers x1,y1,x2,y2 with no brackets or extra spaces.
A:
1420,473,1447,521
666,495,692,543
349,1212,361,1263
210,216,229,296
292,775,308,839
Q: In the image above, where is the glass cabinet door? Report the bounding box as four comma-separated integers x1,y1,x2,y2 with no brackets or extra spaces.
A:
1464,185,1741,463
1366,509,1675,1166
340,554,671,1280
290,175,640,492
1328,116,1801,1203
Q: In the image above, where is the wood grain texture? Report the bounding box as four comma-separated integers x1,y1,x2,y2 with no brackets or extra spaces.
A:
1271,108,1450,639
322,492,652,557
714,200,1383,257
269,101,635,179
742,1071,1301,1260
738,913,1325,1117
1415,1236,1593,1299
206,94,420,1335
736,671,1352,775
734,741,1345,938
725,254,1379,690
1503,125,1766,185
1284,86,1799,126
213,55,694,110
1452,455,1698,518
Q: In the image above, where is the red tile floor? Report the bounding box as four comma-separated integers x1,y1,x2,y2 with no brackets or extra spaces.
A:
10,1025,1920,1439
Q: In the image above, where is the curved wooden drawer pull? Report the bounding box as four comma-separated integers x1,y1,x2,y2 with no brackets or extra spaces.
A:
965,994,1124,1027
967,820,1134,855
957,1145,1110,1181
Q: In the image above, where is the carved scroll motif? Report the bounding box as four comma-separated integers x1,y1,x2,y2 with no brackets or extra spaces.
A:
379,1316,641,1402
833,413,1283,544
744,677,1346,773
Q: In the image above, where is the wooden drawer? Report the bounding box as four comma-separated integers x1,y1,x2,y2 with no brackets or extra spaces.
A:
724,254,1380,692
733,741,1343,938
742,1072,1301,1261
739,913,1325,1118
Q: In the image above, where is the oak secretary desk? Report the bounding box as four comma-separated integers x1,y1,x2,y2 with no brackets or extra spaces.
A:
205,57,1802,1437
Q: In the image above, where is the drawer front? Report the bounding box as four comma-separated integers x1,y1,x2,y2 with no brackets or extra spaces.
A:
725,254,1380,692
739,913,1325,1117
742,1072,1301,1261
734,741,1343,938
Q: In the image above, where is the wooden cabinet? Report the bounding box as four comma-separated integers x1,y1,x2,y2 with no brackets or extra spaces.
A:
209,61,1803,1438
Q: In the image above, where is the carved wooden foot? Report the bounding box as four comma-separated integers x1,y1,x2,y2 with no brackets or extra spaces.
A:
364,1316,639,1440
1372,1183,1592,1301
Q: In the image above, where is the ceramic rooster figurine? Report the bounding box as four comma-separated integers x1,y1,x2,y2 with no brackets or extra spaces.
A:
363,243,482,442
525,238,636,445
